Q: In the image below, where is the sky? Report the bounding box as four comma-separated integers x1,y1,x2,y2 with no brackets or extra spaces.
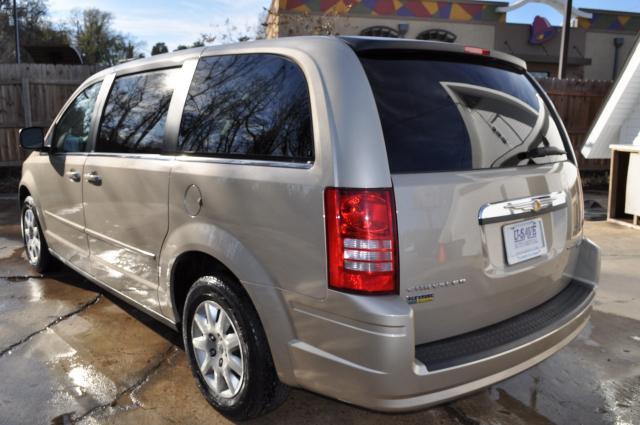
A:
47,0,640,55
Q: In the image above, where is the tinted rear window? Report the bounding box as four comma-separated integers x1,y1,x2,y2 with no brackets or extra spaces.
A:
359,53,568,173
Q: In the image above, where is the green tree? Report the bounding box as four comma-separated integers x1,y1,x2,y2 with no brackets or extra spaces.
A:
151,41,168,55
0,0,68,62
174,44,188,51
67,8,142,65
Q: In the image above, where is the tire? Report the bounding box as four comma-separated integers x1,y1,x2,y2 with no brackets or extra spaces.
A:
21,196,54,273
182,274,288,420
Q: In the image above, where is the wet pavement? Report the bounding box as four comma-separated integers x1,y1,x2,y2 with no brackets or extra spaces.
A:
0,193,638,425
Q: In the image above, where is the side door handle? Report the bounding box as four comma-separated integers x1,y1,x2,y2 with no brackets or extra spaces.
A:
66,170,81,182
85,171,102,185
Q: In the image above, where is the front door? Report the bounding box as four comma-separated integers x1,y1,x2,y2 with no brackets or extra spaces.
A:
35,82,102,269
82,68,178,311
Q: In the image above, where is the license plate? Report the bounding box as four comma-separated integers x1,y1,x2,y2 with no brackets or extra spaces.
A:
503,218,547,265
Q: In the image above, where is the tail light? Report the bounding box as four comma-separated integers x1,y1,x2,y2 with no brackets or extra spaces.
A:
324,188,398,294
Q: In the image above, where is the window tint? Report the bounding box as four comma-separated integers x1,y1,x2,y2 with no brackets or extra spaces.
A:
359,53,568,173
178,54,313,162
52,82,101,153
97,68,178,153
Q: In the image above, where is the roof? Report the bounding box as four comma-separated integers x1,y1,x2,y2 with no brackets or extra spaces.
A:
23,45,83,64
339,36,527,69
582,34,640,159
86,36,527,86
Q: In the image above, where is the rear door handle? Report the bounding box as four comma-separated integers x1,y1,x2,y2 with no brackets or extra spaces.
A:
85,172,102,185
66,170,80,182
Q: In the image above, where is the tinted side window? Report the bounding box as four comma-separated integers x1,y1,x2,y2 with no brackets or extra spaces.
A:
97,68,178,153
178,54,314,162
52,82,101,153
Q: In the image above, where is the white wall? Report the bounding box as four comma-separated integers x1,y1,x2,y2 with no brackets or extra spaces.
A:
620,100,640,146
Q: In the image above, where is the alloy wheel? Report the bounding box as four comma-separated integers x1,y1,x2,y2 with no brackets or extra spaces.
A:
23,208,41,266
191,300,244,399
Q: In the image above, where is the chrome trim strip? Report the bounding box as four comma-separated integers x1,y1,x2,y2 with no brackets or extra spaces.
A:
83,152,313,169
44,210,85,232
478,191,567,225
175,155,313,169
48,248,177,329
84,227,156,259
86,152,174,161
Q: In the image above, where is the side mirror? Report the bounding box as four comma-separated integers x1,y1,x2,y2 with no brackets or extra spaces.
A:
19,127,45,150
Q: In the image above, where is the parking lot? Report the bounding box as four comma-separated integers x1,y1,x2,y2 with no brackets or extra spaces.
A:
0,193,638,425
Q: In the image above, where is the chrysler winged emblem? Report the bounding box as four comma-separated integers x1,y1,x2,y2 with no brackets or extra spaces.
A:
532,199,543,212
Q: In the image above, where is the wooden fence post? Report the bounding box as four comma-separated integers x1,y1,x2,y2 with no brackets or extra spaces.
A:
21,77,32,128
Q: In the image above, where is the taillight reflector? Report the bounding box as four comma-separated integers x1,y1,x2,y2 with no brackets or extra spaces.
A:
324,188,398,294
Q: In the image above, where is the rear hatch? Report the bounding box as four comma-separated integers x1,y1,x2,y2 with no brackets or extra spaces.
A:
358,49,584,345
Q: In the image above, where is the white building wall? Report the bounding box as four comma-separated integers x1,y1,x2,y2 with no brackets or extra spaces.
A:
620,101,640,146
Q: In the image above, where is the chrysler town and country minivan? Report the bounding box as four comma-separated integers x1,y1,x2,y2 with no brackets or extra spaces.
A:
18,36,600,419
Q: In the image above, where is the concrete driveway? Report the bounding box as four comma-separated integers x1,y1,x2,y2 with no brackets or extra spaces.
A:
0,194,638,425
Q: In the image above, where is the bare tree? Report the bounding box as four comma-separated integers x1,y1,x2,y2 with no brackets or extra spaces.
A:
265,6,354,38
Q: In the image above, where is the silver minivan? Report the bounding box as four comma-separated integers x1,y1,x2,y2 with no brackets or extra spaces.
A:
18,36,600,419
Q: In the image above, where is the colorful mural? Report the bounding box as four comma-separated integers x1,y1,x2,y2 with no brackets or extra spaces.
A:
579,12,640,32
279,0,506,22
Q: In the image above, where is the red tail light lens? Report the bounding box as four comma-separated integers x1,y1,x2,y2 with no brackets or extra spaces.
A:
324,188,398,294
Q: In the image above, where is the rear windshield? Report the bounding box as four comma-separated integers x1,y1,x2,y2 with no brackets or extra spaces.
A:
359,52,568,174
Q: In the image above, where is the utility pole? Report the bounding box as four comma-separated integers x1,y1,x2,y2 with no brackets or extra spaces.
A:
13,0,21,63
558,0,572,78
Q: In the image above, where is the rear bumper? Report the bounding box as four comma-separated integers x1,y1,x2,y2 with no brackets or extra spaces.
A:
286,239,598,412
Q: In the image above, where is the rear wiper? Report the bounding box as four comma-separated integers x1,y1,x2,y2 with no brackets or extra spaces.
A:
518,146,566,160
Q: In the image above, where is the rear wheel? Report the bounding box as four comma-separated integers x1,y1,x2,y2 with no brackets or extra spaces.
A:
182,275,288,420
21,196,54,273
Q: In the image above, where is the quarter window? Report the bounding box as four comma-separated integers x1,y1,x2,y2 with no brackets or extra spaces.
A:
52,82,101,153
97,68,179,153
178,54,314,162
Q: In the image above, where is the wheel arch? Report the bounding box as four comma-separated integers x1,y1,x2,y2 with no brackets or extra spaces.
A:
159,222,297,386
19,185,31,204
18,171,45,231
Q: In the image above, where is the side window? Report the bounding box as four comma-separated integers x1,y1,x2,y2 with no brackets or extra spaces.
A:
97,68,178,154
52,82,101,153
178,54,314,162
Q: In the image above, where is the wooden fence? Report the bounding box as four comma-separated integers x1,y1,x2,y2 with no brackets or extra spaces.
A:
0,67,613,170
0,63,102,165
538,78,613,171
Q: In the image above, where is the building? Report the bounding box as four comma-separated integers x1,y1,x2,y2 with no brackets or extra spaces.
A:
581,34,640,227
266,0,640,80
583,34,640,159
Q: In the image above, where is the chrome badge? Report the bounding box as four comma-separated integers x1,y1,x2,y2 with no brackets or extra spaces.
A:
533,199,543,212
406,293,434,305
406,278,467,293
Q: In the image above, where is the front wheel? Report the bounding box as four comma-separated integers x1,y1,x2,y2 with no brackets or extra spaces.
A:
182,275,288,420
21,196,54,273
